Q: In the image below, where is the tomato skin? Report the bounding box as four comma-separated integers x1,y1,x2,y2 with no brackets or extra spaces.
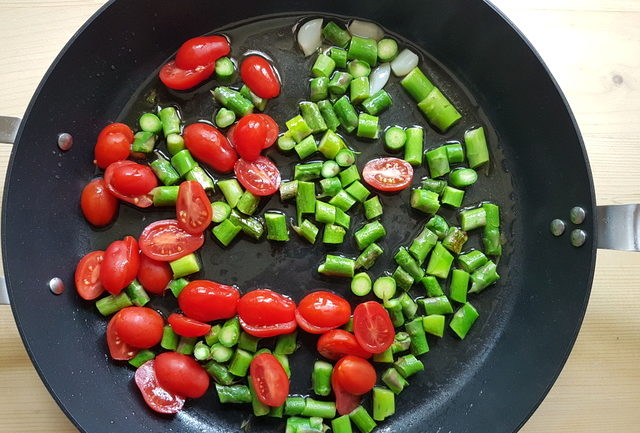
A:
295,291,351,333
184,123,238,173
80,179,118,227
175,35,230,70
353,301,395,354
159,61,214,91
106,314,139,360
237,289,297,337
139,219,205,262
332,372,361,416
98,123,134,144
104,161,154,208
74,251,105,300
333,356,377,395
100,236,140,295
135,360,186,414
109,163,158,196
94,132,131,169
234,156,281,197
137,254,172,295
250,353,289,407
176,181,212,235
362,157,414,192
155,352,210,399
178,280,239,322
256,114,279,149
168,313,212,337
113,307,164,349
316,329,372,361
240,56,281,99
232,114,271,160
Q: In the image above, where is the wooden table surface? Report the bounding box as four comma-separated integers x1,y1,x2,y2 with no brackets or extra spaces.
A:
0,1,638,432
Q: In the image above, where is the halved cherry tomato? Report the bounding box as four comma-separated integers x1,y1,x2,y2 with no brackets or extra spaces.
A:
155,352,210,398
80,179,118,227
256,114,279,149
135,360,185,414
250,353,289,407
232,114,278,159
183,123,238,173
176,181,212,235
333,356,376,395
113,307,164,349
104,161,154,208
237,289,297,337
159,61,214,91
167,313,212,337
332,372,361,416
234,156,281,197
94,132,131,169
137,254,172,295
108,162,157,196
175,35,230,70
240,55,281,99
316,329,372,360
74,251,104,301
295,291,351,334
100,236,140,295
106,313,139,360
98,123,134,144
362,157,414,192
139,219,205,262
352,301,395,354
178,280,239,322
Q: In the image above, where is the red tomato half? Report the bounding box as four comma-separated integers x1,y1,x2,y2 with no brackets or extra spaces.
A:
178,280,239,322
234,156,281,197
98,123,134,144
168,313,212,337
80,179,118,227
159,61,214,91
175,35,230,70
109,162,158,196
316,329,372,360
353,301,395,354
232,114,278,159
139,219,205,262
137,254,172,295
104,161,154,208
106,314,139,361
113,307,164,349
362,157,414,192
237,289,297,337
333,356,376,395
332,372,361,416
155,352,210,398
295,291,351,334
74,251,104,300
240,55,281,99
184,123,238,173
250,353,289,407
101,236,140,295
176,181,212,234
135,360,185,414
94,131,131,169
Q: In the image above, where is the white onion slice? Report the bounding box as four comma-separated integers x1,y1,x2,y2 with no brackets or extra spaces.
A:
297,18,323,57
391,49,419,77
369,63,391,94
348,20,384,41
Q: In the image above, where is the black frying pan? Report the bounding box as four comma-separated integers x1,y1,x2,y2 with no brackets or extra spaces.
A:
3,0,633,432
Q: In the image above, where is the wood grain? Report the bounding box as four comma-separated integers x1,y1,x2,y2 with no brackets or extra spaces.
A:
0,1,638,432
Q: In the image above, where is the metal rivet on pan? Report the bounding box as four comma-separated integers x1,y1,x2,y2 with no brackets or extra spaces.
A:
570,229,587,247
570,206,586,225
49,277,65,295
57,133,73,151
550,219,566,236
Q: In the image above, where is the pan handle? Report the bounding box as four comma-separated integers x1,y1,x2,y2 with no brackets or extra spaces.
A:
597,204,640,251
0,115,20,305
